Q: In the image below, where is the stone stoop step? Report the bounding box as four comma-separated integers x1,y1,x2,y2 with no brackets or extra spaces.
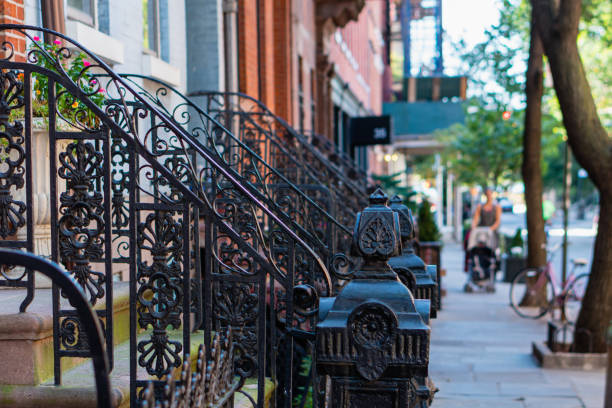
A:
0,283,130,387
0,322,274,408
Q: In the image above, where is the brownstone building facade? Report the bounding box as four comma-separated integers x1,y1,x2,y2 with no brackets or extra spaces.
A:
233,0,390,170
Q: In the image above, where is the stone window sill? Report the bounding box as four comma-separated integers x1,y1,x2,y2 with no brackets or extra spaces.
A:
141,53,181,87
65,20,125,66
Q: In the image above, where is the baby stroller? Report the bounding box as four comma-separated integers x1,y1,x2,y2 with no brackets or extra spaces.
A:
464,227,497,293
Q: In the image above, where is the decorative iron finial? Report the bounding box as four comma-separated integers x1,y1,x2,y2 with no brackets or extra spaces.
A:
389,194,402,205
389,195,414,245
368,187,389,206
316,190,431,397
351,188,401,278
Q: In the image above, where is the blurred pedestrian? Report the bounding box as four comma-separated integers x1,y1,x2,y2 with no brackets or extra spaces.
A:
472,188,502,234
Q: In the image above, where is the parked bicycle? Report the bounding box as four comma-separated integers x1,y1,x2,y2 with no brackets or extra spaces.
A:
509,242,589,322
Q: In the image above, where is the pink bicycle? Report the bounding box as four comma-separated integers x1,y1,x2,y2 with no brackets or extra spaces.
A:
509,243,589,322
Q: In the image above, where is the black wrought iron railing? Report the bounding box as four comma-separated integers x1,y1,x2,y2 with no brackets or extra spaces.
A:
0,24,331,408
97,74,353,263
190,91,368,229
304,130,369,187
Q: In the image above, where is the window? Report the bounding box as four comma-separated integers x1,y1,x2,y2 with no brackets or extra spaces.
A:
310,69,316,133
143,0,160,56
67,0,96,26
298,56,304,134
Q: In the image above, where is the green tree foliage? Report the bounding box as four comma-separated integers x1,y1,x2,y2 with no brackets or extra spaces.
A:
451,0,609,193
437,99,523,189
455,0,530,104
371,172,417,208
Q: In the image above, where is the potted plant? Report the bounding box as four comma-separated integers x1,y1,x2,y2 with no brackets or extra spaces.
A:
502,228,527,282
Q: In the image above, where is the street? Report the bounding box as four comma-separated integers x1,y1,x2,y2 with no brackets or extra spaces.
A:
498,208,597,279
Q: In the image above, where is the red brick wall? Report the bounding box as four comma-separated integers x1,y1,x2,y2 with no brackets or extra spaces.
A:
238,0,292,122
329,2,386,115
291,0,317,132
272,0,292,123
0,0,26,62
238,0,260,98
259,0,275,109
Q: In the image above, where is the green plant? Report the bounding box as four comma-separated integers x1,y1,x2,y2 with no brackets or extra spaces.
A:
417,199,441,242
371,172,417,210
27,37,105,127
504,228,524,256
293,355,313,408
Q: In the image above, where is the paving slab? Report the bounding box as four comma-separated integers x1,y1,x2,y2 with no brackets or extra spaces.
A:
429,242,604,408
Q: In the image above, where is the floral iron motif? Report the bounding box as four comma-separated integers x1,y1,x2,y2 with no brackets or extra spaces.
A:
0,70,26,240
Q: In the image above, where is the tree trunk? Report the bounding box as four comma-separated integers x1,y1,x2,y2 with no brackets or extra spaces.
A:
531,0,612,353
574,194,612,352
522,9,547,270
519,10,548,307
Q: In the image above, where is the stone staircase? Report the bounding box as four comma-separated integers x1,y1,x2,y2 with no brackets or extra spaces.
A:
0,283,129,407
0,284,272,407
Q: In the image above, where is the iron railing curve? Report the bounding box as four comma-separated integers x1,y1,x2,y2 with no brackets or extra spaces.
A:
0,24,331,290
107,73,353,242
0,24,333,407
190,90,368,202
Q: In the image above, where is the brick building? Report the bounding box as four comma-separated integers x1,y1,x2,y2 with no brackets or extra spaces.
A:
4,0,391,175
188,0,391,173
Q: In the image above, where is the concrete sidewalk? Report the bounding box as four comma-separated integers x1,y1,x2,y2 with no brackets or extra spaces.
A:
430,242,605,408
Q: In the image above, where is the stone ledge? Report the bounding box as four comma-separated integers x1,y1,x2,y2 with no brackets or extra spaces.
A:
0,283,129,340
0,283,130,385
0,313,52,340
532,341,608,370
0,384,127,408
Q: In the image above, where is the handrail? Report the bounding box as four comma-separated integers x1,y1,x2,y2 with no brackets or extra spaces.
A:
0,24,336,408
304,130,369,185
110,73,353,240
190,90,369,201
0,24,331,290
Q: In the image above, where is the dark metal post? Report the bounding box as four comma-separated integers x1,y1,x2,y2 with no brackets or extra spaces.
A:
316,188,432,407
561,140,571,322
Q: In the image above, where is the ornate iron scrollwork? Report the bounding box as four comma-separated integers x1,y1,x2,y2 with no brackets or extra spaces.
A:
140,328,241,408
136,210,184,378
0,70,26,240
0,25,343,408
58,140,106,304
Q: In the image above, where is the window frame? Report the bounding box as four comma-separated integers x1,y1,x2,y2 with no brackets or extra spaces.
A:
142,0,161,57
67,0,97,27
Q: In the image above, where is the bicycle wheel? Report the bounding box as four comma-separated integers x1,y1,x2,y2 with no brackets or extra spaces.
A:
564,273,589,323
509,268,554,319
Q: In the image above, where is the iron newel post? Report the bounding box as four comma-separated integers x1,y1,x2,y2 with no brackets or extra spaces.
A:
316,188,431,407
388,195,439,318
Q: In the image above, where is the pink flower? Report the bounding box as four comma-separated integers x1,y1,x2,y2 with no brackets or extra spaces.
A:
53,39,61,45
33,36,40,41
98,88,105,94
91,79,97,84
83,60,91,67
